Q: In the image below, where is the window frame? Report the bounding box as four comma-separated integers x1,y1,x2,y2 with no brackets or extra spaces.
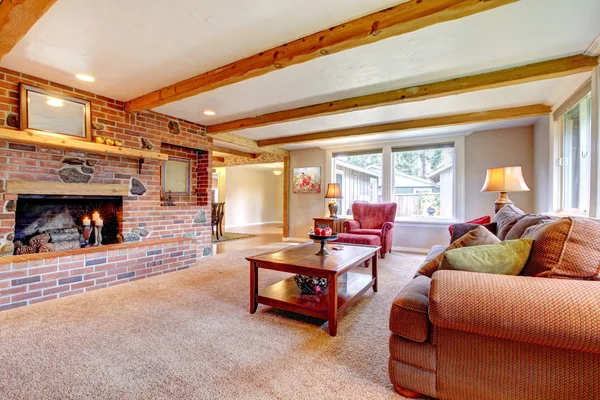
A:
552,86,593,217
162,157,192,196
325,135,466,226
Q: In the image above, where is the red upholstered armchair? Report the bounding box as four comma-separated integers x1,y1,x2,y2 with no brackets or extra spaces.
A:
343,202,397,258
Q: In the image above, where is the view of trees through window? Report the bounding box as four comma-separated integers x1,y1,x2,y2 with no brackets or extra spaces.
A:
334,146,454,219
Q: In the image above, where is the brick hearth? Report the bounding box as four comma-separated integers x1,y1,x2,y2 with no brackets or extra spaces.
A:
0,67,214,311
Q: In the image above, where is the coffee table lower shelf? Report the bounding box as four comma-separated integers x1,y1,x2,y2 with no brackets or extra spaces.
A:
257,272,374,323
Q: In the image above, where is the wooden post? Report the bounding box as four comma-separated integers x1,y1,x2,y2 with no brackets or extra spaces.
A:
283,156,290,238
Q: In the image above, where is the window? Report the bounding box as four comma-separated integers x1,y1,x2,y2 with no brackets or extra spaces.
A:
558,93,592,214
392,144,454,220
162,157,191,195
332,151,382,216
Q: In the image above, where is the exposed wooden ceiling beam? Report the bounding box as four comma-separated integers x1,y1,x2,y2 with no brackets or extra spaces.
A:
0,0,58,61
212,145,257,159
125,0,518,112
257,104,551,147
212,156,225,163
209,54,597,134
211,132,289,157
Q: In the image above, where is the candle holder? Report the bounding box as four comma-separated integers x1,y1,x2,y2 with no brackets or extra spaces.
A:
94,225,103,246
82,225,92,247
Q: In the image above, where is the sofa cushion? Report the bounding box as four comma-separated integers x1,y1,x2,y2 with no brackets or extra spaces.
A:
494,204,525,240
347,228,383,237
450,222,497,243
521,217,600,279
439,239,533,276
417,226,501,278
390,276,431,342
505,214,556,240
448,215,491,236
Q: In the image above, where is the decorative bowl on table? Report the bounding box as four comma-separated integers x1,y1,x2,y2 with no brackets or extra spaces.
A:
308,231,338,257
294,274,329,295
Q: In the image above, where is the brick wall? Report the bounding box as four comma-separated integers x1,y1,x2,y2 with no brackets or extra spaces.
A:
0,67,214,253
0,67,216,310
0,238,196,311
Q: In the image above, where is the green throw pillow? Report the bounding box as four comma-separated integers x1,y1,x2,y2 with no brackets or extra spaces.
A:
439,239,533,276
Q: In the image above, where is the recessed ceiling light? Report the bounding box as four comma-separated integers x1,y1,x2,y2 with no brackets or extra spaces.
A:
203,110,216,116
75,74,95,82
46,97,64,107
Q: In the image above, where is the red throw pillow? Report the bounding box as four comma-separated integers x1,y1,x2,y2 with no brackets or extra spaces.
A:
448,216,491,236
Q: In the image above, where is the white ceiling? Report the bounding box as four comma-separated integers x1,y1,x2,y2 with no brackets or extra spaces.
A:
1,0,599,152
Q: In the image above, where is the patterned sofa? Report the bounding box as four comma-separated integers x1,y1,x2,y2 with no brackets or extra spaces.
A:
388,206,600,399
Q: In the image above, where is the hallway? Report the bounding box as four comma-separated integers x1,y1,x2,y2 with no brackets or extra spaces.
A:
211,223,300,255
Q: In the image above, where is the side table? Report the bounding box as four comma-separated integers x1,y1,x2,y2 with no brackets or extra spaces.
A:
313,217,348,233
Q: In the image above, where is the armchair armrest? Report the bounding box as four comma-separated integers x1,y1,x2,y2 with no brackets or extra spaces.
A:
343,220,360,232
430,270,600,354
381,221,394,233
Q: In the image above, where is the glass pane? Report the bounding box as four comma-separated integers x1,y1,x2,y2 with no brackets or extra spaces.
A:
563,105,581,210
393,147,454,219
333,153,382,216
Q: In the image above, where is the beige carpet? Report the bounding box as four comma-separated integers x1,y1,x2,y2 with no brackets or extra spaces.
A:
0,244,425,400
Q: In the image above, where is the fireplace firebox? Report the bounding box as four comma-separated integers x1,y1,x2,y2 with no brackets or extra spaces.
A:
13,195,123,255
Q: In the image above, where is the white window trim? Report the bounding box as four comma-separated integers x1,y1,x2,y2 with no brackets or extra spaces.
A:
324,133,467,225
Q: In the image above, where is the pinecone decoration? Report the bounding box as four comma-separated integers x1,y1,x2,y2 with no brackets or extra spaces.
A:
29,233,50,251
15,244,35,255
38,243,54,253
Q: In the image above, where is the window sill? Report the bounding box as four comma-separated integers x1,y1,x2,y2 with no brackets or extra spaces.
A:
393,218,455,228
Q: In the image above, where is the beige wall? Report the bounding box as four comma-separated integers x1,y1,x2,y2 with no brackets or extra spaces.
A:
289,148,328,238
224,166,283,227
533,115,552,213
465,126,535,219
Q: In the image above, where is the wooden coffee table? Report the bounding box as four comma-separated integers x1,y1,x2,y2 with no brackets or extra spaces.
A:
246,242,380,336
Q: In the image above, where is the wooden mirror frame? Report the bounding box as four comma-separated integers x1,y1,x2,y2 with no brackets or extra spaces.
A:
19,83,92,141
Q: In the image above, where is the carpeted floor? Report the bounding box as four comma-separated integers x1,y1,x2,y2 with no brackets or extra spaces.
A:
211,232,258,243
0,244,425,400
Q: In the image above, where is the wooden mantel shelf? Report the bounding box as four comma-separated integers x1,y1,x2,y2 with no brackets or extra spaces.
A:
0,127,168,161
6,181,130,196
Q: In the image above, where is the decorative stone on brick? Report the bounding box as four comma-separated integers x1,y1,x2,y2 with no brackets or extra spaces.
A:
5,200,16,213
92,122,105,131
168,120,181,135
7,233,14,241
62,157,85,165
0,242,14,257
203,247,212,256
58,167,91,183
117,232,141,243
140,137,154,150
81,166,94,174
130,178,147,195
132,228,149,237
85,159,98,167
6,114,19,128
193,210,206,223
183,232,196,239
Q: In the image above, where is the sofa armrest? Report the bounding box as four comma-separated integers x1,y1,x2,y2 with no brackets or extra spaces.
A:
389,276,431,342
343,220,360,232
430,270,600,354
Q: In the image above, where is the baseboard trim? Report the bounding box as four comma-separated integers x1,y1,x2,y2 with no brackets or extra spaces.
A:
225,221,283,229
392,246,430,254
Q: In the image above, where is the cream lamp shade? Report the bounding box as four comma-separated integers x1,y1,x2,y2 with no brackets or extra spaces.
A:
481,166,529,213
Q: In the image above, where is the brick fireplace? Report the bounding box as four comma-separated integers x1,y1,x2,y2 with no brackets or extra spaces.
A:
0,67,214,311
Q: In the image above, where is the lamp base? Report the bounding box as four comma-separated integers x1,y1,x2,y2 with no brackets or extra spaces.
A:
494,192,514,214
328,200,339,218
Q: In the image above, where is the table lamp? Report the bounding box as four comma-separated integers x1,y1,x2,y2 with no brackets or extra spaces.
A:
481,166,530,214
325,183,343,218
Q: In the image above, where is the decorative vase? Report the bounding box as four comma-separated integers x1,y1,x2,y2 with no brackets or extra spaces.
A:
328,200,339,218
294,274,328,295
105,138,115,146
93,136,105,144
82,225,92,247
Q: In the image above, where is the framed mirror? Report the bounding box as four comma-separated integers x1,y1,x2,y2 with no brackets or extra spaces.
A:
19,84,92,141
162,157,191,195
